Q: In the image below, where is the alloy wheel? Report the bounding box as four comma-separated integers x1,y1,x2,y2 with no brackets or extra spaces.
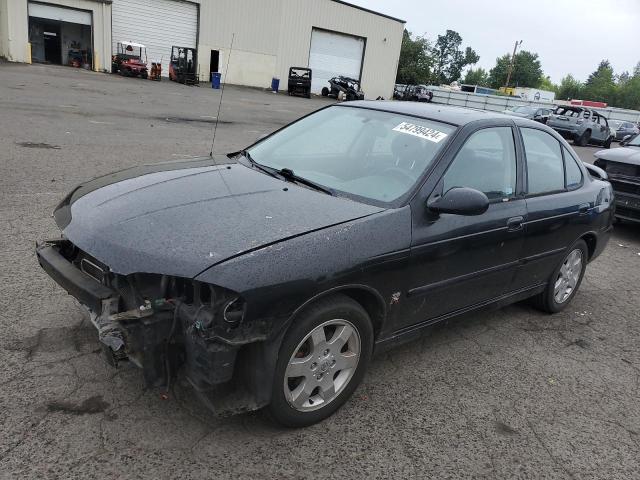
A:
553,249,583,304
283,319,361,412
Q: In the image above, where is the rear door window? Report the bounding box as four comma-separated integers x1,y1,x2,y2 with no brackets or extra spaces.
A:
521,128,565,195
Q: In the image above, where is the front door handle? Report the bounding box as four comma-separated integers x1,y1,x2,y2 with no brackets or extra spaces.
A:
507,216,524,231
578,203,590,215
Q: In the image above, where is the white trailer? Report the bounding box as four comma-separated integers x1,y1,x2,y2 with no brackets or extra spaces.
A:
513,87,556,102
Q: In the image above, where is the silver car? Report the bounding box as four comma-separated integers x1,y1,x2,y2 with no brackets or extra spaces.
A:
502,105,551,124
547,106,613,148
610,120,640,141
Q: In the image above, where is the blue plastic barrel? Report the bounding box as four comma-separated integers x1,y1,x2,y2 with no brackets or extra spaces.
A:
211,72,222,89
271,77,280,93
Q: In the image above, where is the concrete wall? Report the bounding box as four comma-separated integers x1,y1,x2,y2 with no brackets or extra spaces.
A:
0,0,7,57
430,87,640,123
0,0,111,71
196,0,404,99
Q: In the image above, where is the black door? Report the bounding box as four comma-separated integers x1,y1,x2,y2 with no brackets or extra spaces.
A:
400,125,527,329
43,26,62,64
512,127,591,290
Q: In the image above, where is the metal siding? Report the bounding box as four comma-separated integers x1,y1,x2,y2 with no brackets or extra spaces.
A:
196,0,403,98
112,0,197,72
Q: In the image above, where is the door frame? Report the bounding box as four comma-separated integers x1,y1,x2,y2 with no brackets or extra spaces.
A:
27,1,94,70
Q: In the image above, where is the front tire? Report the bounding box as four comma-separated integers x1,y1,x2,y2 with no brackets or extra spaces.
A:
603,136,612,149
532,240,588,313
267,294,373,427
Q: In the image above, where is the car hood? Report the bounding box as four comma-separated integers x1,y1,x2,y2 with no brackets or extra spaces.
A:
595,146,640,166
55,157,384,277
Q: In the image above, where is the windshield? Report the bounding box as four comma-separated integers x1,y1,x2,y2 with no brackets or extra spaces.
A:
628,134,640,147
513,106,534,114
246,106,455,204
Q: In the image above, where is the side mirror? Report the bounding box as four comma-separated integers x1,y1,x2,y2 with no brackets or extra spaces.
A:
620,135,632,146
584,162,608,181
428,187,489,216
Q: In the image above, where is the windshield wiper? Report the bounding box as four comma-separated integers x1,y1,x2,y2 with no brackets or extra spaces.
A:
238,152,333,196
238,150,279,178
278,168,334,196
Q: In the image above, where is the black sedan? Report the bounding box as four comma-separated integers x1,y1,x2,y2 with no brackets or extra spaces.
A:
594,133,640,223
36,102,613,427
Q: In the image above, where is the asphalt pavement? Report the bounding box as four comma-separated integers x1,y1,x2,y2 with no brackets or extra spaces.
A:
1,63,639,480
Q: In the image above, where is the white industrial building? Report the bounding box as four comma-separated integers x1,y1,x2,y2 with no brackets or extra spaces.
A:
0,0,404,98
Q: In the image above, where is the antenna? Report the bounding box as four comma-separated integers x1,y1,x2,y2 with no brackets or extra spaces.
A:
209,33,235,157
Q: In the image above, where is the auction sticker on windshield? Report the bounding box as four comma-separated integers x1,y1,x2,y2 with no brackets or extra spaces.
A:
393,122,448,143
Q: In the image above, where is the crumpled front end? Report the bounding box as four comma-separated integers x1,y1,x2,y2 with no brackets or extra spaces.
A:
35,239,268,394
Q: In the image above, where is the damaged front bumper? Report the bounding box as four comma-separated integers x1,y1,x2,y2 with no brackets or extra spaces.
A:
35,240,254,391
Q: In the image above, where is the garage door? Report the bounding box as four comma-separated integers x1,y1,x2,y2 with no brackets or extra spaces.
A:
308,29,365,94
111,0,197,76
28,3,92,25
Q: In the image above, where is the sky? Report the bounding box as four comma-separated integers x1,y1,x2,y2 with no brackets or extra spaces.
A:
349,0,639,83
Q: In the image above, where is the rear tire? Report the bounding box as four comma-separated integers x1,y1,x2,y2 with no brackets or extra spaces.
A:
267,294,373,427
321,87,329,97
532,240,588,313
603,137,612,149
575,130,591,147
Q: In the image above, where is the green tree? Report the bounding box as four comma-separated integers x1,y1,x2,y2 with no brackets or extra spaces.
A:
395,29,433,85
488,50,543,89
556,74,584,100
432,29,479,85
462,67,489,86
583,60,616,103
538,76,557,93
614,62,640,110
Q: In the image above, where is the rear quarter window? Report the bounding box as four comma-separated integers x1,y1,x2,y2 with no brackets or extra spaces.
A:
563,147,583,189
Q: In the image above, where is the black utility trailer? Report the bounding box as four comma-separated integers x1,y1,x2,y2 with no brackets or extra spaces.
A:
287,67,312,98
321,76,364,101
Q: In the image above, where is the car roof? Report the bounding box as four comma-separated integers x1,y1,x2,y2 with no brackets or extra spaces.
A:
341,101,520,127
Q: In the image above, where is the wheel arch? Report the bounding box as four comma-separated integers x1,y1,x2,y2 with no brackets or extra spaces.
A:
580,231,598,260
286,284,387,340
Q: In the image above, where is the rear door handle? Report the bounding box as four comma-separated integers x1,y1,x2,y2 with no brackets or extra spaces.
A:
507,216,524,231
578,203,590,215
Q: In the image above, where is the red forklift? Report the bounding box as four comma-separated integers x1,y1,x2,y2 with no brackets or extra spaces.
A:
112,41,148,79
169,46,199,85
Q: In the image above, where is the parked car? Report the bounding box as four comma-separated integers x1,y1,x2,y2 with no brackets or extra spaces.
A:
547,106,614,148
609,120,640,141
594,133,640,223
36,102,613,427
501,105,552,124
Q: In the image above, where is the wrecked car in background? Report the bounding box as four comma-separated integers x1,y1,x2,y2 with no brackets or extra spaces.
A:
37,102,613,427
594,133,640,223
547,106,614,148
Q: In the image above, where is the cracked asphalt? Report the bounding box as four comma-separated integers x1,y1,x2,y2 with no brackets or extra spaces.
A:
1,63,639,479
